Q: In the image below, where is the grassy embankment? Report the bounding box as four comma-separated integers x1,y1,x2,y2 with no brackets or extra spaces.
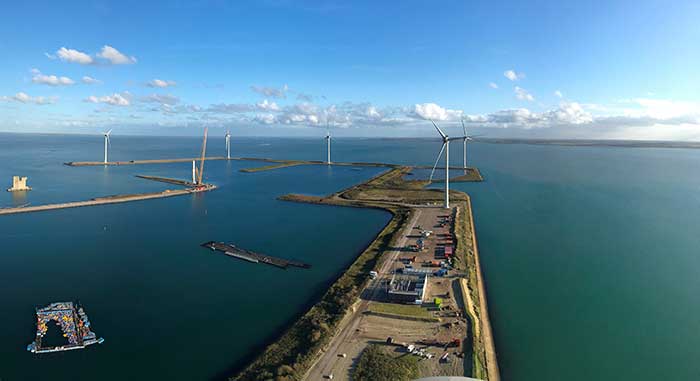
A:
353,344,420,381
431,167,484,183
231,166,489,381
451,201,488,379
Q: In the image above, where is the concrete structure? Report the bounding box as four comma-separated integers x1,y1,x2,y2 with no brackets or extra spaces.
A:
387,273,428,304
7,176,31,192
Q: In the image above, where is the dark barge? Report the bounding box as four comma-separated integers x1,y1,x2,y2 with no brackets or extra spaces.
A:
202,241,311,270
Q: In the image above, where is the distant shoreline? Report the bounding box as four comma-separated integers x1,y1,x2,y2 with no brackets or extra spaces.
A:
474,138,700,149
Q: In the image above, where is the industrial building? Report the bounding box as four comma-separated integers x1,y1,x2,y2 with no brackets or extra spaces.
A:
7,176,31,192
387,273,428,304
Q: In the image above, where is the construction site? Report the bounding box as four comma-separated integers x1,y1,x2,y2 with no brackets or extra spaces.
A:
310,206,474,379
234,156,498,381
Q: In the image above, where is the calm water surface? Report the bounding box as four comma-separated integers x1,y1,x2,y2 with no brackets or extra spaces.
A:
1,133,699,380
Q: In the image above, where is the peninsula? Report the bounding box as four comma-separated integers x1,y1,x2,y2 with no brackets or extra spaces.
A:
231,165,498,381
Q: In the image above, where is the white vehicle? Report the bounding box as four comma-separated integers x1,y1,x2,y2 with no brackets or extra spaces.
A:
369,271,378,279
338,353,347,358
324,374,334,379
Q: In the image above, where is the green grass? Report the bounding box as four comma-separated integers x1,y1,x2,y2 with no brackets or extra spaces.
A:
353,344,419,381
367,302,437,321
432,167,484,182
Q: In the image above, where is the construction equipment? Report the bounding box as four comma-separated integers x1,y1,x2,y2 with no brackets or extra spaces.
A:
192,127,208,187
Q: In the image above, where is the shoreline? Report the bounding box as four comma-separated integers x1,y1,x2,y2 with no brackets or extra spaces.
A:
466,196,500,381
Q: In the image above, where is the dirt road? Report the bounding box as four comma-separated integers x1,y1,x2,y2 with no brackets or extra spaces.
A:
304,209,422,380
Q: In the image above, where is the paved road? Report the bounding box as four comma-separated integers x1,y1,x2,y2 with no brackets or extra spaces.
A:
304,208,423,380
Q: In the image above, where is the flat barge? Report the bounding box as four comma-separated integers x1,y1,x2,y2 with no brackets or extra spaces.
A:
27,301,104,354
202,241,311,270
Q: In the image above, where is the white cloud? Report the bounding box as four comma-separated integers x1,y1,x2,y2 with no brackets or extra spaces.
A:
141,94,180,106
489,82,499,89
462,102,594,129
55,47,93,64
51,45,137,65
251,84,288,98
255,113,277,125
547,102,593,125
554,90,563,98
366,105,381,119
627,98,700,120
85,92,131,106
147,79,176,88
413,103,463,121
1,92,57,105
82,76,101,84
96,45,137,65
208,103,255,113
514,86,535,101
31,70,75,86
504,70,525,81
256,99,280,111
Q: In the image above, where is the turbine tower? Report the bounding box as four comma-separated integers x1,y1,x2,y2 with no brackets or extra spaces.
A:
460,118,473,170
225,129,231,160
325,128,331,165
192,160,196,184
102,129,112,164
428,120,462,209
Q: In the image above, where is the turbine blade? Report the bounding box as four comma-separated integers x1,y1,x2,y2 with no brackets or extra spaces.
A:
106,129,112,136
429,142,446,183
461,118,467,136
431,120,447,139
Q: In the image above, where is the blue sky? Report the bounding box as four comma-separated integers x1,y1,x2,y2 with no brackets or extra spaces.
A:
1,0,699,139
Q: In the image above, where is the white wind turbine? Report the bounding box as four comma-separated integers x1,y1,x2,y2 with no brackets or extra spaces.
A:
102,129,112,164
325,127,331,165
428,120,464,209
225,129,231,159
460,118,474,170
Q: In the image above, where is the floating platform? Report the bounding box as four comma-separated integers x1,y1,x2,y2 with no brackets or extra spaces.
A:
27,301,104,354
202,241,311,270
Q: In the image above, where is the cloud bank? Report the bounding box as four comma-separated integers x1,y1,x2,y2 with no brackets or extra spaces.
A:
49,45,136,65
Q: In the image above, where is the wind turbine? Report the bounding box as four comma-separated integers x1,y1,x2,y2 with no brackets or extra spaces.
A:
225,129,231,160
325,126,331,165
460,118,474,170
428,120,463,209
102,129,112,164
